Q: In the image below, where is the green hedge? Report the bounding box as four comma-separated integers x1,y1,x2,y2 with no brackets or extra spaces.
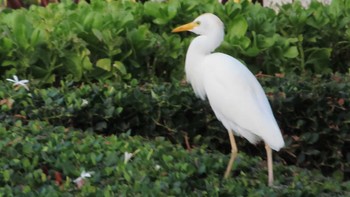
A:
0,0,350,84
0,119,349,196
261,73,350,178
1,73,350,179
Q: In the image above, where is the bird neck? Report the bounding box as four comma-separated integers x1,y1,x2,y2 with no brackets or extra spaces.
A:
188,32,224,56
184,31,224,100
185,31,224,69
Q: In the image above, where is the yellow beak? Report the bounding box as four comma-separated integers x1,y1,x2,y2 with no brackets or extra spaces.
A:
172,22,199,33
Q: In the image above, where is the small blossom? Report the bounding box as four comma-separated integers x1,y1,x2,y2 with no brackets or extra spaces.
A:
124,152,133,164
155,164,161,171
6,75,29,91
81,99,89,107
73,170,94,188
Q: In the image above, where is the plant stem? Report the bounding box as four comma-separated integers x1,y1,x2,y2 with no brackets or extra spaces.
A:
297,34,305,73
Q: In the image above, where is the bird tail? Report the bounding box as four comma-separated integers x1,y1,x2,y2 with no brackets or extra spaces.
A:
263,124,285,151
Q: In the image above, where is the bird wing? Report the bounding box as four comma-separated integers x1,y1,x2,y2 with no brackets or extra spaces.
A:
202,53,284,150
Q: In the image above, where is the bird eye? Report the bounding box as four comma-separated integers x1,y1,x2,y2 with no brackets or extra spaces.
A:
195,21,201,25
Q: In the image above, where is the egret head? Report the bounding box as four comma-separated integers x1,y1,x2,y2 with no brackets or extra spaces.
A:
172,13,224,36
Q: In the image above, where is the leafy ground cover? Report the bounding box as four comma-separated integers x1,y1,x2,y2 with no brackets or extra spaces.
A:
1,73,350,195
2,73,350,175
1,118,350,196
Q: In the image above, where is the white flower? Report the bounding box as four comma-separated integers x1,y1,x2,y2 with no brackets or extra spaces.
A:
124,152,133,164
6,75,29,91
155,164,161,171
73,170,94,185
81,99,89,107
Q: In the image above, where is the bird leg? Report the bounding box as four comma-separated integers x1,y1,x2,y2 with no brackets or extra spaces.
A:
265,144,274,186
224,130,238,179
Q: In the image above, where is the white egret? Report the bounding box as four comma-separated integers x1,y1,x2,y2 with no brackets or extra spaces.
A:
172,13,284,186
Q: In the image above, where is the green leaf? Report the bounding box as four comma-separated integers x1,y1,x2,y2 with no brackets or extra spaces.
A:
116,107,123,114
283,46,299,58
144,2,161,18
154,18,169,25
90,153,97,165
305,48,332,73
30,28,46,46
1,37,13,50
96,58,112,71
113,61,127,75
229,15,248,38
41,171,47,182
82,55,93,70
23,143,33,155
83,12,96,28
123,170,131,182
22,158,31,170
327,0,341,19
13,13,31,49
64,54,83,80
167,1,179,19
244,47,260,57
92,13,104,29
332,170,344,182
119,12,134,27
238,37,251,49
257,34,276,49
92,29,103,41
3,170,11,182
2,60,17,67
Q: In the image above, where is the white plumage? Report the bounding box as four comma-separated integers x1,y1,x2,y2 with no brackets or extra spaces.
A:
173,13,284,186
203,53,284,150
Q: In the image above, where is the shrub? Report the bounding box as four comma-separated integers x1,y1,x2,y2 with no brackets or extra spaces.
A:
0,119,349,196
1,73,349,179
263,73,350,179
0,0,349,84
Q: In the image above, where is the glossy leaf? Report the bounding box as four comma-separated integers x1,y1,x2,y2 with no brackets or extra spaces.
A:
283,46,299,58
96,58,111,71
